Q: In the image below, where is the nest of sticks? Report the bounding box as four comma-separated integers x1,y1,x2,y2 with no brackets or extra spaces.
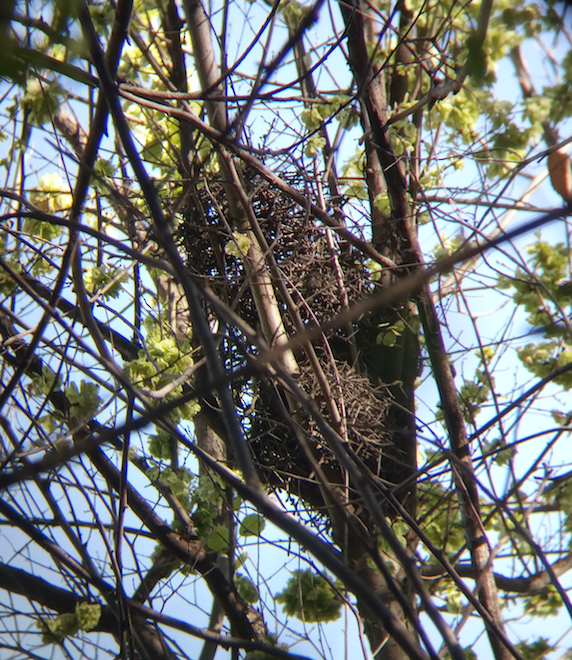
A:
177,167,391,507
177,168,370,326
247,356,391,507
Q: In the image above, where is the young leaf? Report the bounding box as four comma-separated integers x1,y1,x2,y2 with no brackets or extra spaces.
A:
275,570,343,623
207,525,229,552
239,514,266,537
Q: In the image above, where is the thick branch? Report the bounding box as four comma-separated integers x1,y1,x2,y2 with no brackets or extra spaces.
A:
421,554,572,594
179,438,432,660
338,3,511,659
0,563,303,660
88,446,262,641
182,0,299,376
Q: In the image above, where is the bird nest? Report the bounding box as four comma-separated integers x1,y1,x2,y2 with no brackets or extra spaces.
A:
247,357,391,509
177,167,392,508
176,167,371,329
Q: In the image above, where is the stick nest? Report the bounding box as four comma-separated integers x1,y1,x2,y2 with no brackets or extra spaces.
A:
177,168,370,327
247,356,391,506
177,168,391,508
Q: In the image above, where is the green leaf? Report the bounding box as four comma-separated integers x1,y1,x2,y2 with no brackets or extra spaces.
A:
301,107,321,131
523,587,563,618
146,466,160,481
148,429,173,460
373,192,391,215
31,366,61,397
235,573,259,603
21,79,66,126
381,331,397,347
37,605,98,645
466,32,488,82
38,612,78,644
305,135,326,157
551,410,568,426
38,414,57,435
65,381,101,421
235,552,248,569
239,514,266,537
418,480,465,554
365,259,383,282
84,266,127,299
482,438,515,467
207,525,229,552
225,232,252,259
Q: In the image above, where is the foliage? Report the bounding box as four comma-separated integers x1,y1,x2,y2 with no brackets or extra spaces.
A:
65,380,102,421
515,638,555,660
0,1,572,660
275,570,344,623
235,573,260,604
37,603,101,644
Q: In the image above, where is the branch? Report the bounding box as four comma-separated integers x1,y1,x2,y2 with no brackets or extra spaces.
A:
338,3,513,659
18,273,140,361
177,439,432,660
421,554,572,594
0,192,176,275
116,87,398,269
79,0,263,490
0,301,262,644
0,563,308,660
88,446,262,641
230,0,326,134
1,204,570,491
0,562,118,634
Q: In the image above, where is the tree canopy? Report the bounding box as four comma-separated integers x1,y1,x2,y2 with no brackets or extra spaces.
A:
1,1,572,660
